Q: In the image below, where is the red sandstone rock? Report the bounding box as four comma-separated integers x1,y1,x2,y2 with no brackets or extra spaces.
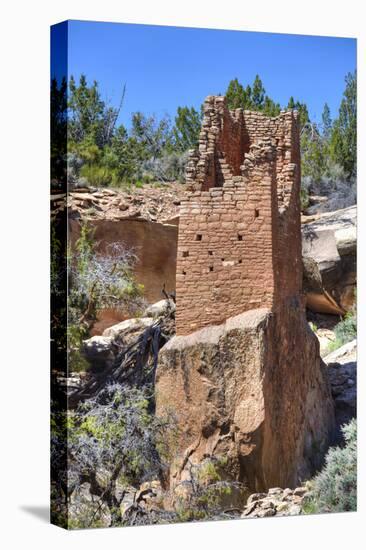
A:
156,306,335,492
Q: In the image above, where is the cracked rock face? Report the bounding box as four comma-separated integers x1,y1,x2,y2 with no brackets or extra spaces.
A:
156,304,335,494
324,339,357,438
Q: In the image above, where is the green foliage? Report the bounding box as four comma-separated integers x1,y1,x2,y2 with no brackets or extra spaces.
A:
327,309,357,353
173,106,201,151
61,72,357,192
300,185,310,210
65,75,200,188
262,95,281,117
225,75,280,115
225,78,252,110
330,71,357,178
68,74,109,147
301,125,329,183
131,112,173,159
299,73,356,190
303,420,357,514
79,163,115,187
67,222,144,372
287,96,310,129
322,103,332,139
251,75,265,109
51,77,67,183
309,321,318,333
64,383,175,528
174,457,245,522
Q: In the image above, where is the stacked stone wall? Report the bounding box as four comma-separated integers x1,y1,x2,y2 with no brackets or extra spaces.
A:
177,96,301,335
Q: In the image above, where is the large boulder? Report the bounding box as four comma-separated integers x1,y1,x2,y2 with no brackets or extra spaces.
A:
82,335,116,370
156,303,335,494
103,317,155,338
143,299,176,318
302,206,356,314
82,317,156,371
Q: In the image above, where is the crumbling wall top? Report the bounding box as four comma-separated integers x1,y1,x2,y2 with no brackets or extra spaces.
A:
176,96,302,335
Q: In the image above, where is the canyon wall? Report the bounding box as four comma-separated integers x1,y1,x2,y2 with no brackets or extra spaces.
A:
69,217,177,333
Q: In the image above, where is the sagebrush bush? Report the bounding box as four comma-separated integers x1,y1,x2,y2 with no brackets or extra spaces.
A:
334,313,357,344
303,419,357,514
328,310,356,353
141,151,189,183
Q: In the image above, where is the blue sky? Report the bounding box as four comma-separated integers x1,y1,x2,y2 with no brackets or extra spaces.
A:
53,20,356,127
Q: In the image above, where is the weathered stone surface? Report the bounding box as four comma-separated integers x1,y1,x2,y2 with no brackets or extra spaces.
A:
102,317,154,338
178,97,302,335
324,339,357,436
82,335,116,369
143,299,176,318
302,206,356,314
156,305,335,493
83,317,156,371
241,485,310,518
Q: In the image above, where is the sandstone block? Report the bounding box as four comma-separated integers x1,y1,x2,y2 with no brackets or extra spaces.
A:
156,306,335,493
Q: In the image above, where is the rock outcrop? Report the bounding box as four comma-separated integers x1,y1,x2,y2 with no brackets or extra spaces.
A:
156,304,335,494
67,183,185,223
302,206,356,314
241,486,310,518
69,216,178,334
324,339,357,436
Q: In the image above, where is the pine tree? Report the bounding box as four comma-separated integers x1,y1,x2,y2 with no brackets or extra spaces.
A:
225,78,252,110
173,106,201,151
330,71,357,178
251,75,265,109
226,78,245,109
287,97,310,129
68,75,105,145
51,77,67,182
321,103,332,139
262,95,281,117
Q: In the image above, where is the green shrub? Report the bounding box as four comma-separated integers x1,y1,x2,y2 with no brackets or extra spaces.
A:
327,310,356,353
174,457,245,522
303,419,357,514
80,163,115,187
309,321,318,333
300,184,310,211
67,223,145,373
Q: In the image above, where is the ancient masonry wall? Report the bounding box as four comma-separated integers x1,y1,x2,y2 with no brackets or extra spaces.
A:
176,96,302,336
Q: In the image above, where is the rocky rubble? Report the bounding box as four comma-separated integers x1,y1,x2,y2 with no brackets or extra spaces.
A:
66,183,187,224
241,486,309,518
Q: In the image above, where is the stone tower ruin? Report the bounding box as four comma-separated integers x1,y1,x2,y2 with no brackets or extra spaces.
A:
175,96,302,335
157,96,335,492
